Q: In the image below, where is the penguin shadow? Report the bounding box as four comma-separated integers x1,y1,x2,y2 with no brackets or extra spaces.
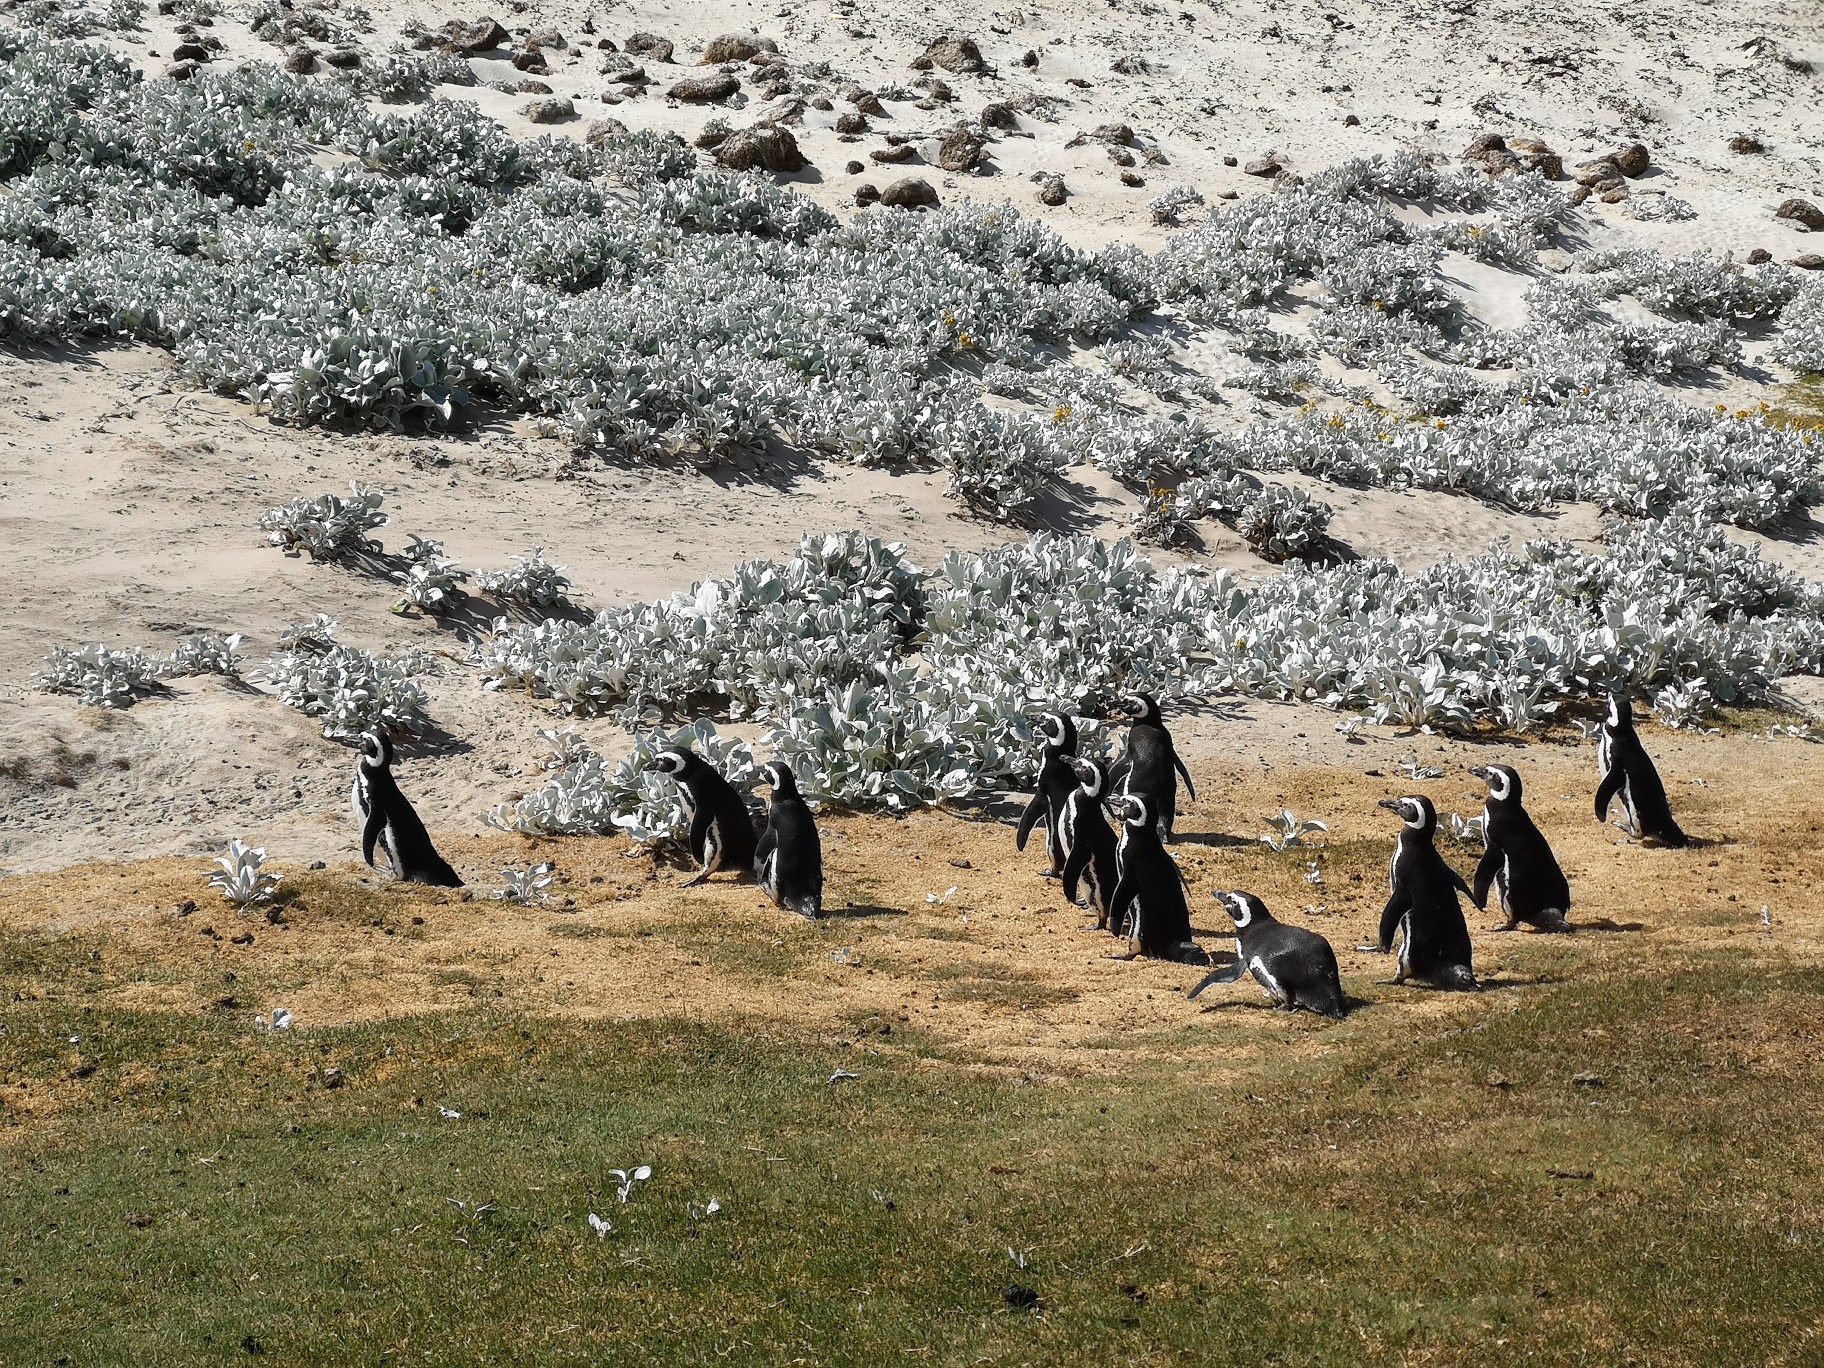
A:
1577,918,1645,934
1171,830,1253,851
389,725,475,759
827,903,908,920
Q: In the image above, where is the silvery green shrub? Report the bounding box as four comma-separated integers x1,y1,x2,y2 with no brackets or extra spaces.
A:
260,483,389,559
35,643,163,709
392,534,467,614
255,616,435,739
476,549,573,611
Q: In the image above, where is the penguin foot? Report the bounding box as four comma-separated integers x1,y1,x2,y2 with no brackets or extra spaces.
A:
679,870,710,889
1486,923,1518,933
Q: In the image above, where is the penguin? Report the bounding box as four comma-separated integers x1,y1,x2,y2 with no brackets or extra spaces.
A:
1372,795,1477,990
1108,692,1196,842
1188,890,1348,1019
1105,793,1204,963
1595,688,1688,848
647,748,758,888
1469,763,1571,932
1058,756,1121,932
1014,711,1079,877
754,760,822,918
350,731,462,887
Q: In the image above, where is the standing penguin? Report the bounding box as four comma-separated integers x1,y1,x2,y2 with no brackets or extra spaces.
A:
1106,793,1204,963
1595,688,1688,848
1470,763,1571,932
1108,692,1196,842
350,732,463,887
648,748,758,888
754,760,822,919
1059,756,1121,932
1014,711,1080,877
1372,795,1477,990
1189,890,1348,1019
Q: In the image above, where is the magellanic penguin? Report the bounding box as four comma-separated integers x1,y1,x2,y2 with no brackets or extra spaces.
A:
754,760,822,918
1106,793,1204,963
1059,756,1121,932
1373,795,1478,990
648,748,758,888
1108,692,1196,842
1595,688,1688,848
1470,763,1571,932
1014,711,1079,877
351,732,462,887
1189,890,1348,1018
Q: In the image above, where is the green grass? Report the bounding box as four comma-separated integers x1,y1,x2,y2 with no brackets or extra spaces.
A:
4,959,1823,1366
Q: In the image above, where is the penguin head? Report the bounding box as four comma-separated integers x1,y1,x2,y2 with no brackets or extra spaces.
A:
648,748,691,777
1033,711,1077,754
1115,692,1161,726
1212,889,1270,930
1068,756,1109,799
1378,794,1436,835
358,731,393,770
1470,763,1520,805
1604,686,1635,729
760,760,799,795
1117,792,1157,830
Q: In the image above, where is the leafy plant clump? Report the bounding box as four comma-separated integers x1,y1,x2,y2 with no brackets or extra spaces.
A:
260,484,389,560
254,615,436,739
207,838,283,911
475,548,573,611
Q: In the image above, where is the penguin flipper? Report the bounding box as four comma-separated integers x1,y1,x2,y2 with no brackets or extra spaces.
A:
361,807,387,871
1470,847,1500,910
1187,962,1247,999
1173,754,1197,802
1448,865,1475,903
1014,793,1046,852
1594,766,1623,823
1106,872,1136,937
1376,888,1409,953
1060,838,1091,907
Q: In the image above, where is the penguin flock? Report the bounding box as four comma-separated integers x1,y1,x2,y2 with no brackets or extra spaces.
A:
344,679,1688,1023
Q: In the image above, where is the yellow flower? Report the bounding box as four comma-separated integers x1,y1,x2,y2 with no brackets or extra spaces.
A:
1052,404,1073,424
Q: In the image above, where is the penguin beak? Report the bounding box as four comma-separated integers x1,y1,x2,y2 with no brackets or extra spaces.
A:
1467,766,1489,781
1376,798,1401,813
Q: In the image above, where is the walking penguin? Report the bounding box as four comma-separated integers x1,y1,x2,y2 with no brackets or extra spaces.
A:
1189,890,1348,1018
1108,692,1196,842
351,731,463,887
648,747,758,888
1106,793,1204,963
1015,711,1079,877
754,760,823,918
1059,756,1121,932
1371,795,1478,990
1595,688,1688,848
1470,763,1571,932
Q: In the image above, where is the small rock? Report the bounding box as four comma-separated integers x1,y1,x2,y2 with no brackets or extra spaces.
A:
810,95,833,111
1599,187,1630,204
1729,133,1765,154
1568,184,1592,206
1021,48,1038,67
624,31,673,63
937,124,987,172
853,91,885,116
1795,254,1824,270
1574,159,1621,186
702,32,778,64
444,17,510,53
606,65,647,85
171,41,209,62
1747,247,1772,265
713,124,806,173
916,35,985,74
1343,113,1360,127
283,45,316,73
835,111,868,134
1108,145,1136,167
1002,1284,1042,1310
980,101,1017,130
1462,132,1506,157
854,182,881,205
323,45,362,68
512,50,549,74
516,79,552,95
668,73,739,101
1120,170,1145,187
165,59,202,80
1214,188,1239,200
1037,174,1068,205
1606,141,1650,177
694,123,730,148
1222,154,1238,167
527,26,564,50
1091,121,1135,145
1507,137,1563,179
870,143,917,163
845,159,864,174
521,97,576,123
924,78,954,103
1775,198,1824,231
1243,154,1282,177
584,117,629,146
881,176,939,208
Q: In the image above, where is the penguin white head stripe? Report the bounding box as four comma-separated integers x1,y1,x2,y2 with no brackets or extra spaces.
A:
1212,889,1258,928
1069,757,1107,797
359,731,392,768
1605,687,1631,727
1378,794,1433,830
1119,793,1154,828
761,760,793,789
1035,712,1066,746
1478,764,1517,803
649,749,688,775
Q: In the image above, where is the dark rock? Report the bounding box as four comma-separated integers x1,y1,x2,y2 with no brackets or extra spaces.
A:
1111,54,1151,75
1573,159,1621,186
1462,132,1506,157
925,78,954,103
1507,137,1563,179
980,101,1017,130
881,176,939,208
1108,145,1136,167
1776,198,1824,231
913,98,939,111
282,45,315,73
512,51,549,73
1594,175,1625,193
171,41,209,61
713,124,806,173
1037,174,1067,205
1747,248,1772,265
1599,187,1630,204
836,111,868,134
853,91,885,116
527,27,565,49
1568,184,1592,206
1607,142,1650,177
1020,48,1038,67
1729,133,1765,154
1002,1284,1042,1310
624,32,673,63
165,59,201,80
1120,170,1145,187
938,125,986,172
1222,154,1238,167
1091,121,1135,144
854,182,881,205
702,32,777,64
1794,254,1824,270
445,17,510,53
1343,113,1360,127
1243,154,1282,177
760,82,792,102
694,123,731,148
668,73,740,101
516,80,552,94
870,143,917,163
916,35,984,74
584,118,629,146
1066,76,1092,88
811,95,833,111
521,97,576,123
596,38,617,51
323,45,362,68
845,159,864,174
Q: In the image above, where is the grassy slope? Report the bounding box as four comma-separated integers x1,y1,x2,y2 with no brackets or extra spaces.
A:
5,949,1822,1366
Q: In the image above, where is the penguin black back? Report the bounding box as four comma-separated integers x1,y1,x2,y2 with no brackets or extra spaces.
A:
755,760,822,918
1376,795,1476,990
1595,689,1688,847
649,747,758,888
1060,756,1120,932
352,732,462,887
1471,764,1571,932
1108,692,1196,842
1015,710,1080,875
1106,793,1201,962
1189,890,1347,1018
